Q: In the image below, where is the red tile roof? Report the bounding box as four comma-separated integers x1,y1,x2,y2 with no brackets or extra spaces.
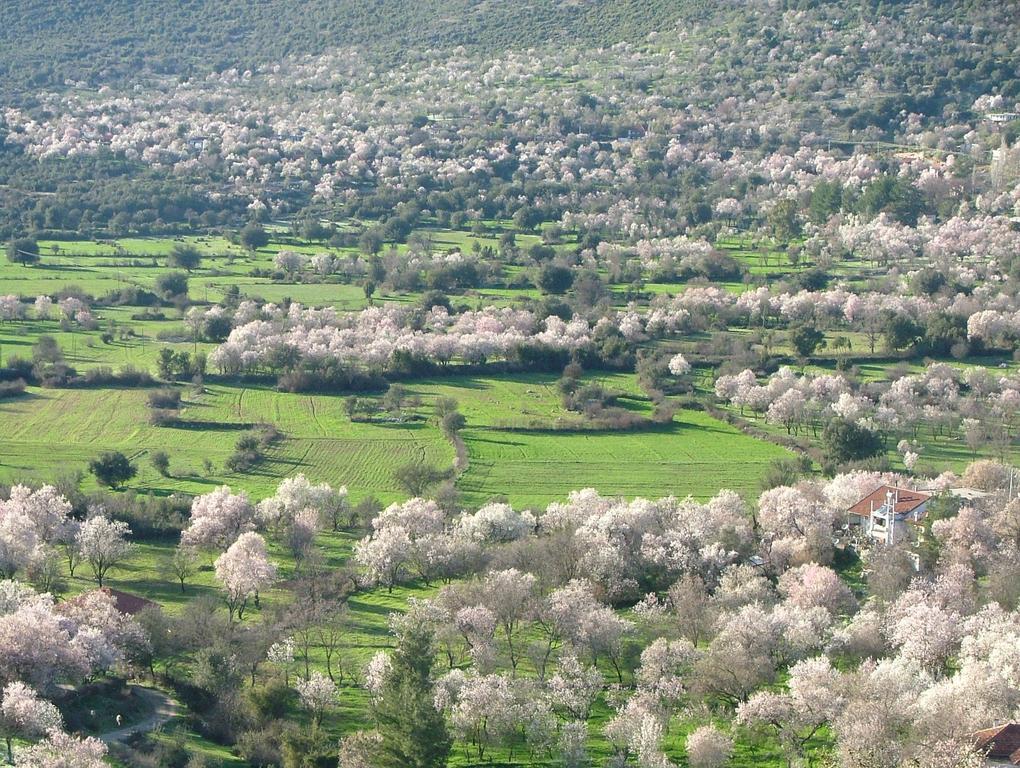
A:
102,588,158,615
848,485,930,517
974,723,1020,763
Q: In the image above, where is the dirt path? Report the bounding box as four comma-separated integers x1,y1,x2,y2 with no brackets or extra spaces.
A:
98,686,179,744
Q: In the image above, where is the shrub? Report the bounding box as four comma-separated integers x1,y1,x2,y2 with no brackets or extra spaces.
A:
0,378,27,399
0,357,34,382
148,388,182,409
440,411,466,435
236,724,284,768
151,450,171,477
72,366,155,388
148,409,181,426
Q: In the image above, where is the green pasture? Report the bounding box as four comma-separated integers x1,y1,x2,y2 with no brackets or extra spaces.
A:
0,382,453,502
0,369,789,507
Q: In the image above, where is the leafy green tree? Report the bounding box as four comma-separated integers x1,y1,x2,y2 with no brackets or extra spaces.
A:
240,223,270,251
512,205,542,232
155,271,189,302
857,175,924,225
359,229,384,256
911,267,947,296
374,620,451,768
883,313,923,352
169,244,202,272
203,312,233,341
767,198,801,244
6,238,40,266
823,418,883,464
809,180,843,224
300,217,331,241
537,263,574,294
790,324,825,358
89,450,137,488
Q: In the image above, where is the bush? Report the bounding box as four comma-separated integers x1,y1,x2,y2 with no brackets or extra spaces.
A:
236,724,284,768
71,366,155,388
761,456,812,490
0,357,34,382
247,678,294,721
281,725,335,768
151,450,171,477
440,411,466,435
92,489,189,537
148,409,181,426
35,362,77,387
224,425,280,473
0,378,27,399
277,366,386,394
148,388,182,409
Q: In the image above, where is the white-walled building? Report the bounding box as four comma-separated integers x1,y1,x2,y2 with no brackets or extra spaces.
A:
847,485,930,546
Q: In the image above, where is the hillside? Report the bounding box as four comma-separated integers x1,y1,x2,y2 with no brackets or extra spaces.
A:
0,0,707,96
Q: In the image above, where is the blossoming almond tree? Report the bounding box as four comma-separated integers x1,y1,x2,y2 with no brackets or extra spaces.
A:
214,532,277,621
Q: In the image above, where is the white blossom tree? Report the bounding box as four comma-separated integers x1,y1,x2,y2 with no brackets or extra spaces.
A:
1,682,62,763
13,729,108,768
685,725,733,768
214,532,277,620
182,486,257,549
75,516,131,587
295,671,338,726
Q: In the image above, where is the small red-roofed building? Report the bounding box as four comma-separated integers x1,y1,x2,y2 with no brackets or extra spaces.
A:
99,588,158,616
973,723,1020,765
847,485,930,546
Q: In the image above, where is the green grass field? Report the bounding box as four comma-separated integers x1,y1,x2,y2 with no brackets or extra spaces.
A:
0,382,452,502
0,371,789,507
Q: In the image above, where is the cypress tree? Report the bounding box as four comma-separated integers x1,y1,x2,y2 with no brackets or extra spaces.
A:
374,619,451,768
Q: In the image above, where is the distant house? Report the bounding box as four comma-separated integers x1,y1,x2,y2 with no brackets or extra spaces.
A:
847,485,930,546
973,723,1020,765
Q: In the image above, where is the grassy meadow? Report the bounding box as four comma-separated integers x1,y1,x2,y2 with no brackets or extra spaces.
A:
0,370,789,506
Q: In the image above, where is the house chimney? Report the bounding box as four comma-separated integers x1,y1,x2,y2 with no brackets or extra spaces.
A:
885,489,895,546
